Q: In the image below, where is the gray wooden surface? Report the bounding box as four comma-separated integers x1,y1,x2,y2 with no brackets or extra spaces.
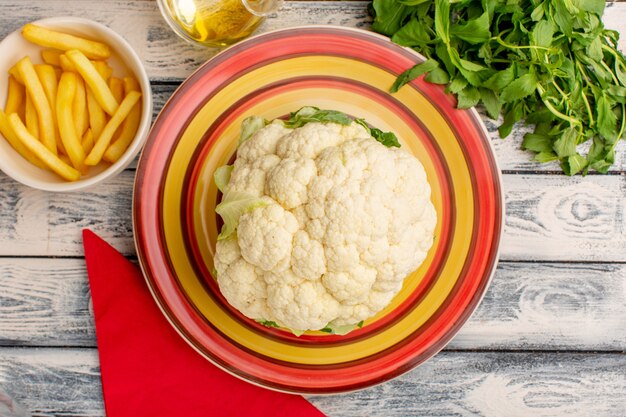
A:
0,1,625,416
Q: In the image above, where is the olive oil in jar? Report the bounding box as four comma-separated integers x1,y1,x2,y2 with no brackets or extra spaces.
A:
161,0,264,47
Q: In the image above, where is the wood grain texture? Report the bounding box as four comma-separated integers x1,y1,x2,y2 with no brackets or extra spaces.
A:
451,262,626,351
0,348,624,417
0,171,134,257
1,259,624,351
0,172,624,261
0,258,95,347
502,174,626,262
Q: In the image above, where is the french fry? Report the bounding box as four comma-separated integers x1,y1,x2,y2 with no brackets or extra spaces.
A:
59,54,77,73
56,72,86,171
108,78,124,139
86,87,106,140
0,109,45,168
34,64,58,96
24,95,39,139
73,76,89,137
65,49,118,115
34,64,66,155
8,64,24,84
5,75,25,119
41,49,62,67
16,56,57,154
22,23,111,60
91,61,113,81
81,128,94,155
103,77,141,163
108,77,124,103
59,153,72,166
8,113,80,181
85,90,141,166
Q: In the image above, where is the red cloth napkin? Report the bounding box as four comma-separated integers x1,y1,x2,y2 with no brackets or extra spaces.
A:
82,229,325,417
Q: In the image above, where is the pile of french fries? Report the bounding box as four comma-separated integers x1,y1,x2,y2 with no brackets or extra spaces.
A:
0,23,142,182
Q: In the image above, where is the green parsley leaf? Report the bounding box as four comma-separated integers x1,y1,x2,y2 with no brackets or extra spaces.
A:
457,86,481,109
500,72,538,103
479,87,502,119
596,94,618,141
371,128,402,147
355,118,402,147
482,66,515,91
284,106,352,128
392,18,431,47
371,0,411,36
522,133,553,153
450,12,491,44
390,59,439,93
553,128,579,158
256,320,280,329
562,153,589,176
534,151,559,163
424,67,450,84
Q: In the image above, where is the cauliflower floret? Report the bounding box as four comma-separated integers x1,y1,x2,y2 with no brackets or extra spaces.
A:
238,203,299,271
213,113,437,334
216,257,270,320
237,121,291,163
266,270,340,330
228,154,280,196
267,158,317,209
291,230,326,280
322,265,376,305
276,122,348,159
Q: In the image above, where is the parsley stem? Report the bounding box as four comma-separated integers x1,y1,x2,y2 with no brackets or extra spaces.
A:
575,60,593,86
493,35,552,51
536,84,581,126
551,79,569,102
617,103,626,141
600,59,620,85
580,86,595,128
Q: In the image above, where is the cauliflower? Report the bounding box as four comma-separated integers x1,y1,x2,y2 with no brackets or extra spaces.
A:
213,107,437,335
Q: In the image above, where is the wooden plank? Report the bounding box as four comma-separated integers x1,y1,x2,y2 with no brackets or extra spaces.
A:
0,348,102,417
0,171,135,257
311,352,626,417
502,174,626,262
1,259,624,350
451,262,626,351
0,348,623,417
0,258,95,347
0,172,624,261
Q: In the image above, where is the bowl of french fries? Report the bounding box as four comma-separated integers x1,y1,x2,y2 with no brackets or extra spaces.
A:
0,16,152,191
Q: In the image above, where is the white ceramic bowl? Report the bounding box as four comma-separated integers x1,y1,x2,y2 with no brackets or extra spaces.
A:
0,16,152,192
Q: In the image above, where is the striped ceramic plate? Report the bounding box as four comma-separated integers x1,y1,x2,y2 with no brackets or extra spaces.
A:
133,26,503,394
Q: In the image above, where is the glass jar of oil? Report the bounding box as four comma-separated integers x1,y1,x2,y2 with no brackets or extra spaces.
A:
157,0,282,47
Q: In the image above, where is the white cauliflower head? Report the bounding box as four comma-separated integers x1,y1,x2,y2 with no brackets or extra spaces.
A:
213,108,437,334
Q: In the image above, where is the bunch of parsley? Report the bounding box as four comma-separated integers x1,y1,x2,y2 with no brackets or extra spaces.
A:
370,0,626,174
